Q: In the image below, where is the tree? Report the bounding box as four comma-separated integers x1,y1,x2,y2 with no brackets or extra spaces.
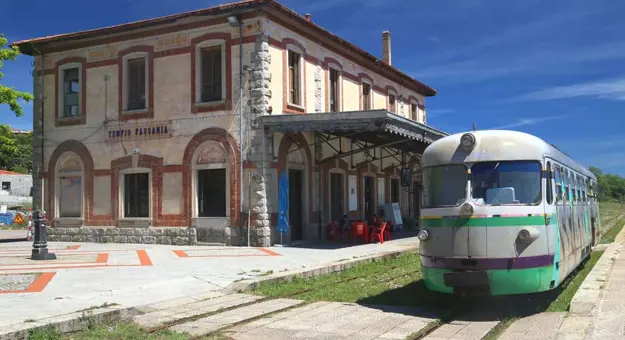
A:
589,165,625,202
1,34,34,117
0,125,32,173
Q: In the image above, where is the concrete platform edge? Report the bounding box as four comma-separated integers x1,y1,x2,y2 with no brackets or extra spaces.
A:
0,305,141,340
223,245,420,293
569,225,625,317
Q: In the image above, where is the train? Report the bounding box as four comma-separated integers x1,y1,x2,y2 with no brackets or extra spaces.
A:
417,130,600,295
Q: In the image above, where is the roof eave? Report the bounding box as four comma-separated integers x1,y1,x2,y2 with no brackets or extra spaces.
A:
13,0,268,55
13,0,436,96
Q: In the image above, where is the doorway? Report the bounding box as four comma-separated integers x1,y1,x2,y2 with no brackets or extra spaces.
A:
330,173,345,221
363,176,375,224
413,182,421,222
289,169,304,241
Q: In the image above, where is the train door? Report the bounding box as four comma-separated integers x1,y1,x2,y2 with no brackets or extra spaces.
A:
546,159,565,288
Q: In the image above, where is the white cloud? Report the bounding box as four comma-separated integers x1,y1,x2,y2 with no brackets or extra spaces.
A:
490,115,566,129
515,78,625,102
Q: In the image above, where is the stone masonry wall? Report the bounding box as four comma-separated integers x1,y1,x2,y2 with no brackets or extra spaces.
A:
47,227,198,245
247,33,272,247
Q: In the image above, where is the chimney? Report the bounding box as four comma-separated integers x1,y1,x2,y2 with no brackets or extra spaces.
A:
382,31,391,65
305,13,311,21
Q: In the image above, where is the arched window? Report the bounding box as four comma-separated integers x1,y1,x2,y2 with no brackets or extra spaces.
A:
57,154,83,218
194,141,229,217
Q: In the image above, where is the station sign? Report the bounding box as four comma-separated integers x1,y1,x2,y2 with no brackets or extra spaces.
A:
105,120,173,142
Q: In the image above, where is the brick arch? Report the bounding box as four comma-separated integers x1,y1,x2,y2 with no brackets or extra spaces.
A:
408,95,421,106
277,132,313,226
183,127,240,225
385,85,398,95
47,140,94,222
282,38,306,52
358,73,374,85
110,154,163,224
322,57,343,70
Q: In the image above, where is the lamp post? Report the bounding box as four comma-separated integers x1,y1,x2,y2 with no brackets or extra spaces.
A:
228,15,245,245
31,210,56,260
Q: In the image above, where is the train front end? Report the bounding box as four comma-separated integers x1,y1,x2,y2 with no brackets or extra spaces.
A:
418,131,555,296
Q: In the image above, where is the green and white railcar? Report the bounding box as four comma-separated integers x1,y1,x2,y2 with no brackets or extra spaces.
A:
417,130,600,295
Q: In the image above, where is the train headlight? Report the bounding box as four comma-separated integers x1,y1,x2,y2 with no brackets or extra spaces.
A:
460,203,474,216
518,227,540,242
418,229,429,241
460,133,476,152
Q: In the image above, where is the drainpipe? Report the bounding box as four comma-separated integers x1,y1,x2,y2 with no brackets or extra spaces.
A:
31,43,45,214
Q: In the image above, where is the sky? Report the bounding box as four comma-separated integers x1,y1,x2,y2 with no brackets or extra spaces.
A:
1,0,624,175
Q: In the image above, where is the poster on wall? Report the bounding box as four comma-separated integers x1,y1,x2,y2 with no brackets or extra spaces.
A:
348,175,357,211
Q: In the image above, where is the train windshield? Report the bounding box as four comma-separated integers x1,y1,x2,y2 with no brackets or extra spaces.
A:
422,165,467,208
470,161,542,205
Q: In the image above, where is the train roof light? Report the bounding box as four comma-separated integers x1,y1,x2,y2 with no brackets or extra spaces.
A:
460,133,476,152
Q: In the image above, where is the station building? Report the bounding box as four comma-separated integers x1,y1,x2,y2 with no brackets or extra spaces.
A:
15,0,446,246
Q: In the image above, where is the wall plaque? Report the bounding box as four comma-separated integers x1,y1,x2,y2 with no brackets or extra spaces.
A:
105,121,173,142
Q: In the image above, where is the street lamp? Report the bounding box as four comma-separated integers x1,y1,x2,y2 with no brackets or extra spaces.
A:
228,15,246,245
31,210,56,260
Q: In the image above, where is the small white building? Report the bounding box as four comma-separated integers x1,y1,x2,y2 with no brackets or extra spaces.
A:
0,170,33,206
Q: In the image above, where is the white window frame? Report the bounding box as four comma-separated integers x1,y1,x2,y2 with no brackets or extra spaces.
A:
192,141,230,218
119,168,152,220
195,40,227,105
327,63,342,112
361,80,373,111
57,62,82,118
55,153,84,220
122,51,150,113
286,46,304,108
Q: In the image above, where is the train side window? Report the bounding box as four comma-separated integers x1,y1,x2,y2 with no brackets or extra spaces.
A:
564,170,570,202
573,173,578,202
554,166,563,203
582,180,587,202
546,162,553,204
577,176,582,202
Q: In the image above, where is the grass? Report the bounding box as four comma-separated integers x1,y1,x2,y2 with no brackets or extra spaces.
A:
600,219,625,244
0,224,28,230
599,201,625,244
255,250,604,340
28,321,233,340
254,253,464,318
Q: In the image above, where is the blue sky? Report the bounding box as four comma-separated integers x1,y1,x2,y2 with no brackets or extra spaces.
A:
1,0,624,175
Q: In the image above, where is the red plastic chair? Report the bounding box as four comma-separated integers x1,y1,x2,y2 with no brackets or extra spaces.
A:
370,221,391,244
350,221,369,243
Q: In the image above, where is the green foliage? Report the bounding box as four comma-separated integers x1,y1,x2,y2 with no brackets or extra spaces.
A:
1,34,34,117
590,166,625,202
0,124,32,173
28,325,61,340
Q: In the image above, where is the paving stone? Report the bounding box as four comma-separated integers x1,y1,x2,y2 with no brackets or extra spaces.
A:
424,318,499,340
499,312,566,340
169,298,304,337
134,293,262,330
0,274,36,291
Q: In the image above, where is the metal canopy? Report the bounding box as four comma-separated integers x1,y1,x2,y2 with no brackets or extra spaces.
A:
259,110,448,165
